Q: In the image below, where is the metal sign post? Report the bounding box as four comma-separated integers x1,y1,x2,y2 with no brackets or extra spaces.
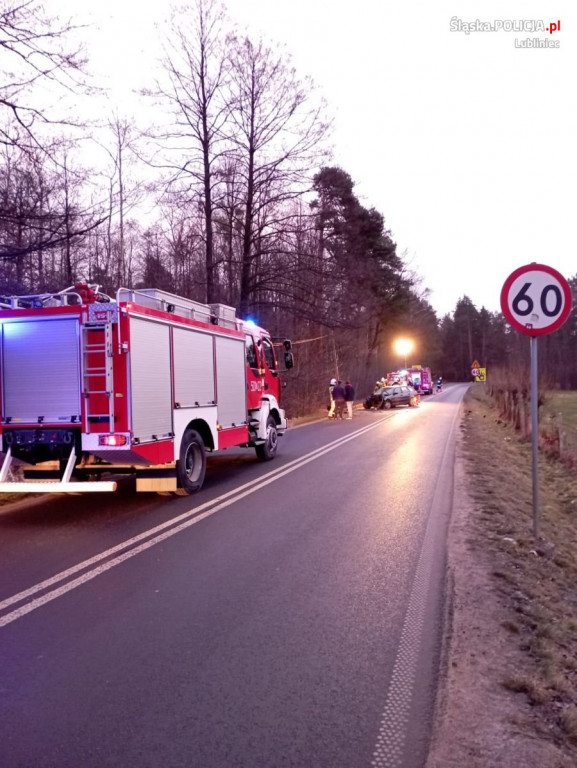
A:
530,336,540,538
500,263,572,540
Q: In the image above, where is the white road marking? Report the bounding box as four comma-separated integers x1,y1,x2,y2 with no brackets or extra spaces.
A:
371,399,461,766
0,417,390,628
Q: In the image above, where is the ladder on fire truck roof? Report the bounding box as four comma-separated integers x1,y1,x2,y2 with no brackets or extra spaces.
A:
81,320,115,433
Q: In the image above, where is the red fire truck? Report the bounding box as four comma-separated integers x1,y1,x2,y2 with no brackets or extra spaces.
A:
0,285,292,495
406,366,433,395
386,366,433,394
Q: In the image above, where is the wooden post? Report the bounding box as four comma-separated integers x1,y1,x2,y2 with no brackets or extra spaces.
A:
557,412,565,458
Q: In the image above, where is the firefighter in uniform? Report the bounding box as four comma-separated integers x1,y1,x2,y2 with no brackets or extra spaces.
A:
328,378,337,418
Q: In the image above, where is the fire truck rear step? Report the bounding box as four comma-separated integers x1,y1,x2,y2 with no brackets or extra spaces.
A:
0,481,117,493
0,446,117,493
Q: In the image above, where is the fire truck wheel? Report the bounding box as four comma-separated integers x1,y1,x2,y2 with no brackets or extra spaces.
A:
176,429,206,494
255,416,278,461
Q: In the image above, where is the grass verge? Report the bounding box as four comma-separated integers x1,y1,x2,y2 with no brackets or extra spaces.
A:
462,384,577,754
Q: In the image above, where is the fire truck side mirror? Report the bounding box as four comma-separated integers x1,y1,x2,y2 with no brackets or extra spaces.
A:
283,339,292,351
284,351,294,370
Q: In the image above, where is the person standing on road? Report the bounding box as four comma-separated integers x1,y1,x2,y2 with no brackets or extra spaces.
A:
328,378,337,418
332,380,346,419
344,380,355,419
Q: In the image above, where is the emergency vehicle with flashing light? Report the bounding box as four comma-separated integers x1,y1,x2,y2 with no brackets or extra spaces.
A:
386,366,434,395
0,284,293,495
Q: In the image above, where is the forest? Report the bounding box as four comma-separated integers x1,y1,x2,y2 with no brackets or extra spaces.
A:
2,0,577,417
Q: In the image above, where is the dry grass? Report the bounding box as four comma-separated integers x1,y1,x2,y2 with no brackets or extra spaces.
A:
560,708,577,743
502,675,550,705
462,385,577,754
542,391,577,432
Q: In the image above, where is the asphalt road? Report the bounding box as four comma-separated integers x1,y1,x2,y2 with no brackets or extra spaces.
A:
0,384,468,768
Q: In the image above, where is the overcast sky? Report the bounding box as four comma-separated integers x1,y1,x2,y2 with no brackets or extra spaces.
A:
54,0,577,318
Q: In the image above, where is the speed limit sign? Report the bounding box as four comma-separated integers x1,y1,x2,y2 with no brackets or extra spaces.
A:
500,263,572,540
500,263,572,336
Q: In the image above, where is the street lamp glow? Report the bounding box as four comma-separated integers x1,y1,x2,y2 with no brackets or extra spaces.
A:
394,338,413,368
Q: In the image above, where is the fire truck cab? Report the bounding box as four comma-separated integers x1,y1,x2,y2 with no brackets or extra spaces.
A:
0,285,291,495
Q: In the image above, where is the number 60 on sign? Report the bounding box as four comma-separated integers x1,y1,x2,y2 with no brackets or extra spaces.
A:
500,263,572,336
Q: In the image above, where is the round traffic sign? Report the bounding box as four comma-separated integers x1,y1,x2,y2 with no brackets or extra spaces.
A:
500,263,572,336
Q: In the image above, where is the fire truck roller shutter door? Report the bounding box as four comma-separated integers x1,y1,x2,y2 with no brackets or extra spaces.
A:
2,317,81,423
215,335,246,427
173,327,215,407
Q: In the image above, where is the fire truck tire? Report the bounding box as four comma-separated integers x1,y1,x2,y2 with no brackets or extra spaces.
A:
255,416,278,461
176,429,206,494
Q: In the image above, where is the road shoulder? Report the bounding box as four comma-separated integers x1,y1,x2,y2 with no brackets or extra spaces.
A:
426,423,575,768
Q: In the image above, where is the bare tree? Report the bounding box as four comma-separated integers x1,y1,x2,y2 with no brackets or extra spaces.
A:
142,0,232,303
0,2,115,273
213,157,245,305
0,138,111,266
110,117,128,286
0,0,88,154
96,116,145,286
225,35,331,317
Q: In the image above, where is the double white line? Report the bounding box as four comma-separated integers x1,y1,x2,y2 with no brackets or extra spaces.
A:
0,418,389,628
